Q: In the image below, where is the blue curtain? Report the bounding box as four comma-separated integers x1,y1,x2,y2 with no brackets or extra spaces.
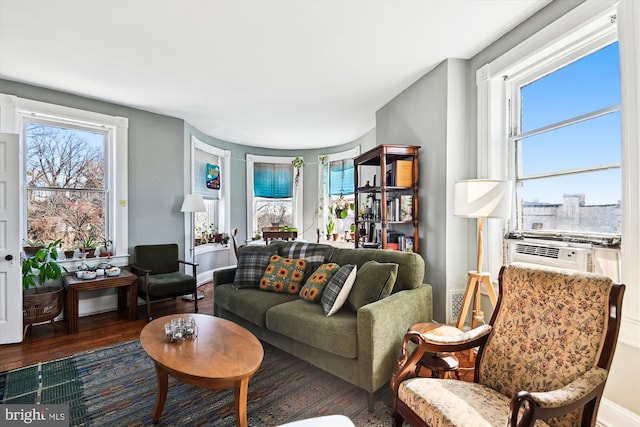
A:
254,163,293,198
329,160,354,196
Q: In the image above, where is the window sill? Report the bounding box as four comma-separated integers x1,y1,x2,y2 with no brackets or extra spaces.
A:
195,243,230,256
505,231,621,249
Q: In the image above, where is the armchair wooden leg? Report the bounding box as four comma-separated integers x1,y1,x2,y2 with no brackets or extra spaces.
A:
392,412,404,427
145,295,152,322
194,291,198,313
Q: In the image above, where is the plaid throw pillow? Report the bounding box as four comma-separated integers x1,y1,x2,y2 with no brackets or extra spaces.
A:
259,255,307,294
321,264,357,316
279,241,330,263
299,263,340,303
233,248,277,289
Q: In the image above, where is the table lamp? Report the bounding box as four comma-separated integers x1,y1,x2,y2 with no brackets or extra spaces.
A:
454,179,512,336
181,193,206,300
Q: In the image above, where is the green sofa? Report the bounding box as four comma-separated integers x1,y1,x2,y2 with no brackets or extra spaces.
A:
213,241,432,410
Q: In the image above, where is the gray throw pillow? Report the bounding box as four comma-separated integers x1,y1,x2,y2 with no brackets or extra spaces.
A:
233,247,277,288
347,261,398,312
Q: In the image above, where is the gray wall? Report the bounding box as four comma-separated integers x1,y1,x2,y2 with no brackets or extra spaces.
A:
0,79,187,258
1,79,373,262
184,123,375,246
376,58,468,322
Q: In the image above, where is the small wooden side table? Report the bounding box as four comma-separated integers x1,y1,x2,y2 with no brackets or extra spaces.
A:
263,230,298,244
63,269,137,334
408,322,464,379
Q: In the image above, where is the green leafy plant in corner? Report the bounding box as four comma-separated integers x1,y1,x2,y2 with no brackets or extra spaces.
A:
22,239,68,290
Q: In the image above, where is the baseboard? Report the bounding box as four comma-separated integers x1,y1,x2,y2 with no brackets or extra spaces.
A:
78,294,130,317
598,397,640,427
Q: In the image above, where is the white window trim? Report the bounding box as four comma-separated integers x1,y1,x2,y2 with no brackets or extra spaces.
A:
188,136,231,259
246,154,303,238
477,0,639,350
0,94,129,263
318,146,360,233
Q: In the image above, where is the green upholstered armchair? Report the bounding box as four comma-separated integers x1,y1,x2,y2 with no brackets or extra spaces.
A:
130,244,199,321
391,263,625,427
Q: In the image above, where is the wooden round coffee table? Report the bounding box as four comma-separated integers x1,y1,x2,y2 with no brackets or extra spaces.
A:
140,314,264,427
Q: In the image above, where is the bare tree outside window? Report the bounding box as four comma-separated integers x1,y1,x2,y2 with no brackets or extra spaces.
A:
256,199,292,229
25,122,107,249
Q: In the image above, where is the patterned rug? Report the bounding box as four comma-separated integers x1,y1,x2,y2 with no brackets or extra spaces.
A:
0,340,392,426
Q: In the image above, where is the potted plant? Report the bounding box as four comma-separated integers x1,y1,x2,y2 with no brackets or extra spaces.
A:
292,156,304,185
22,239,45,257
63,247,76,259
98,236,113,257
79,233,98,258
349,223,356,241
325,220,335,240
22,239,68,337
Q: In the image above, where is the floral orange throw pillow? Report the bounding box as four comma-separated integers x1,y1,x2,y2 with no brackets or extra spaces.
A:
299,263,340,302
259,255,307,294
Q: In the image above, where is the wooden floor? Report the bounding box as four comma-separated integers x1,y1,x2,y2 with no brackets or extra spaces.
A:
0,283,214,372
1,282,474,381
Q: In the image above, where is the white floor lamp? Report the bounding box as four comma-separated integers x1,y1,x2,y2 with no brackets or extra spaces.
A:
181,193,206,301
454,180,512,342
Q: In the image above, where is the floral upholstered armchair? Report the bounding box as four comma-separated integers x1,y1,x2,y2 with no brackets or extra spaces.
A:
391,263,625,427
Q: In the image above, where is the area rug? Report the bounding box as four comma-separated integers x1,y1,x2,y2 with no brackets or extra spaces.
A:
0,340,392,426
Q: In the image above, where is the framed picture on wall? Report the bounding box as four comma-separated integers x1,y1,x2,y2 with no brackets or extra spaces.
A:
206,164,220,189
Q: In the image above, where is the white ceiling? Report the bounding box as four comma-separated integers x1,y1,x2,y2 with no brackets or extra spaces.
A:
0,0,550,149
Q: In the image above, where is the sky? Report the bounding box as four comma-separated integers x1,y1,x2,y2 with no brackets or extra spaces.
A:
518,42,621,206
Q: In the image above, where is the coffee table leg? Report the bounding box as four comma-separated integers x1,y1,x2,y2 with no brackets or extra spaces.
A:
234,377,249,427
152,364,169,423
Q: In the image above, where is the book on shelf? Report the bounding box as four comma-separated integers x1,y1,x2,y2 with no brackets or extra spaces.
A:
394,160,413,187
400,195,413,221
404,237,414,253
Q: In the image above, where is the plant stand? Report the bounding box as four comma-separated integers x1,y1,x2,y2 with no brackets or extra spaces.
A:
23,285,64,339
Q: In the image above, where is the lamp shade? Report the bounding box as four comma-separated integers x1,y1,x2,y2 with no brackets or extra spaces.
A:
180,194,206,213
454,180,512,219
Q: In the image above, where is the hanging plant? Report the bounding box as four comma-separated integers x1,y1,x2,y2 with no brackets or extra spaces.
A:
292,156,304,185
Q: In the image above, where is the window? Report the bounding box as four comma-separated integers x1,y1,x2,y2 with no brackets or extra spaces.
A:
509,42,622,236
246,154,303,238
475,4,620,278
190,137,230,252
25,121,108,248
319,147,360,243
0,94,128,260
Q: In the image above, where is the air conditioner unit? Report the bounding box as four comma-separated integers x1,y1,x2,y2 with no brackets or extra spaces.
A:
507,240,592,272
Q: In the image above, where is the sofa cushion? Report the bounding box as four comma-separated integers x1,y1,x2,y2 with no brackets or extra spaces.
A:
328,248,424,293
266,299,358,358
233,246,277,288
215,284,298,328
137,272,195,299
347,261,398,312
299,262,340,303
321,264,357,316
259,255,307,294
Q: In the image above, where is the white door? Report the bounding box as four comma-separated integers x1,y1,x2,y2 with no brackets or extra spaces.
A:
0,133,22,344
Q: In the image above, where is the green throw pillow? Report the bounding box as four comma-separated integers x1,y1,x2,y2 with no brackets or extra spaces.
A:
259,255,307,294
347,261,398,312
299,263,340,303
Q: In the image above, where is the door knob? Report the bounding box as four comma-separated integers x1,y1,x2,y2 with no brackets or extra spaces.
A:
5,254,13,261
